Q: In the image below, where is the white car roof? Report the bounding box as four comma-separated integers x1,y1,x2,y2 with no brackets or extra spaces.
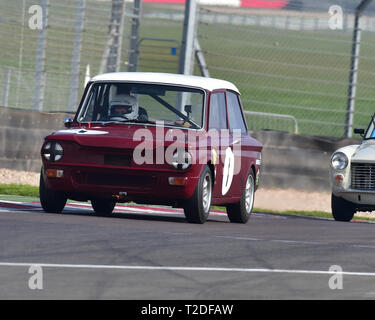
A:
90,72,240,94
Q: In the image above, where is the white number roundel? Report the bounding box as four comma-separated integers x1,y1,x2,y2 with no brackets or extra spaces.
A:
222,147,234,196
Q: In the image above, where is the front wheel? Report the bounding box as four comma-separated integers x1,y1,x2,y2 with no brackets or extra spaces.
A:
331,193,355,222
91,199,116,217
226,171,255,223
39,169,67,213
183,166,212,224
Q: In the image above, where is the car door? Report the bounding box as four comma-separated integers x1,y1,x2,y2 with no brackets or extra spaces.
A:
225,91,251,198
207,91,230,199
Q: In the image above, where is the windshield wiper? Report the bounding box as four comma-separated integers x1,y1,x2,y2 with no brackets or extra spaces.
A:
150,94,200,129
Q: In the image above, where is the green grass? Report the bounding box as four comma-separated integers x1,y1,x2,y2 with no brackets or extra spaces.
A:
0,194,40,202
0,184,39,197
198,24,375,137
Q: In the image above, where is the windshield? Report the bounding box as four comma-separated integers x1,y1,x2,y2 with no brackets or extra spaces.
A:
77,82,205,129
364,114,375,139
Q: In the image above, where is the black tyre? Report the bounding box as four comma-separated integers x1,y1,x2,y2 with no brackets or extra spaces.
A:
226,170,255,223
39,169,67,213
91,199,116,217
331,193,355,222
183,166,212,224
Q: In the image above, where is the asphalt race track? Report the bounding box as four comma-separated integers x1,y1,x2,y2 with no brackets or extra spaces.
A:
1,200,375,300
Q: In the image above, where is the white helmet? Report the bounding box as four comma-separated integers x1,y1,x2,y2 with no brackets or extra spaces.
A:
109,94,139,120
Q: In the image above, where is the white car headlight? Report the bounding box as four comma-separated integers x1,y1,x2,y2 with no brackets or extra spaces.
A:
171,150,192,170
331,152,348,170
42,141,64,162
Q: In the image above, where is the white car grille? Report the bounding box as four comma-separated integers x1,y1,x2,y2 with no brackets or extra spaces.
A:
351,163,375,190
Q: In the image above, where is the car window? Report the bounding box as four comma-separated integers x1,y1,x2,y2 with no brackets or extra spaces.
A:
209,92,227,130
226,91,247,134
77,82,204,129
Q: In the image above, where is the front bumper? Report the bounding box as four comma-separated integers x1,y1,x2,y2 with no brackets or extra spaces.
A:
333,187,375,206
42,163,200,203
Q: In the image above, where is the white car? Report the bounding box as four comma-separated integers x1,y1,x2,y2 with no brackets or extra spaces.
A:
330,116,375,221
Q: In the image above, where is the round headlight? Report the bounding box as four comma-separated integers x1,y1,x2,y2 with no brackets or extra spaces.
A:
42,141,63,162
171,150,192,170
331,152,348,170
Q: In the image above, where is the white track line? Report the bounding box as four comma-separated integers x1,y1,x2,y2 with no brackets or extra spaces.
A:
214,235,321,245
0,262,375,277
0,200,228,216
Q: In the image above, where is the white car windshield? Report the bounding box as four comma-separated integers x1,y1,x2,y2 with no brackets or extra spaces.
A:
77,82,205,129
364,115,375,139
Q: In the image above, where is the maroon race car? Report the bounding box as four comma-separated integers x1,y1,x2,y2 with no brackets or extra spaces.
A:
40,72,262,224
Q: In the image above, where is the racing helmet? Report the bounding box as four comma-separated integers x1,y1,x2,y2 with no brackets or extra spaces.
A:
109,94,139,120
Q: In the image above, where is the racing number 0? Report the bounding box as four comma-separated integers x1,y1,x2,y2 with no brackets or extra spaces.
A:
222,147,234,196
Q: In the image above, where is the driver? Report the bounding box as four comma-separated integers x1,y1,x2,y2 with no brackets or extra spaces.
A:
109,94,139,120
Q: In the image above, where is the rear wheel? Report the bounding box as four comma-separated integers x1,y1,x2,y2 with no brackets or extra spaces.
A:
331,193,355,222
183,166,212,224
226,171,255,223
39,169,67,213
91,199,116,217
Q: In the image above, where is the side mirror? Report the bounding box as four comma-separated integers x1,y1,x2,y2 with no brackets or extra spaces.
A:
64,116,73,128
354,128,365,136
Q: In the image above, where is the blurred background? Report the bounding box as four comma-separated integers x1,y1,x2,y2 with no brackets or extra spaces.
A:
1,0,375,138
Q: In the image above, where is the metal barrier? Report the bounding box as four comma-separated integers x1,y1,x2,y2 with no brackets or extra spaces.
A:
244,111,299,134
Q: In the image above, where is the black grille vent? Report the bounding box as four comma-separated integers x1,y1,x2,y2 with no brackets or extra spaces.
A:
104,154,131,167
86,173,153,187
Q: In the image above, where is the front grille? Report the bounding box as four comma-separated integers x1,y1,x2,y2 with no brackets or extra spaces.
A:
86,173,154,187
351,163,375,190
